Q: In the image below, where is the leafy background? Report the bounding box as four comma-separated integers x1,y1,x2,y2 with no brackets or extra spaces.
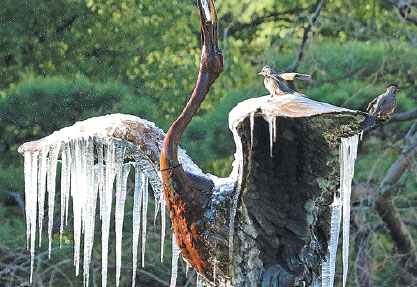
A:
0,0,416,286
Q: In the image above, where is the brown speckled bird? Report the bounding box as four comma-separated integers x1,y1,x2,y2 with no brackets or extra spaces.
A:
362,86,399,128
258,66,311,97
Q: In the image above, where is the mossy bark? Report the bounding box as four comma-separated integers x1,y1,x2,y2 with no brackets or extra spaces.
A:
230,112,364,286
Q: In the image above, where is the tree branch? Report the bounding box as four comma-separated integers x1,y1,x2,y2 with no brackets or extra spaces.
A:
375,121,417,277
381,0,417,26
225,7,308,37
390,108,417,122
286,0,325,72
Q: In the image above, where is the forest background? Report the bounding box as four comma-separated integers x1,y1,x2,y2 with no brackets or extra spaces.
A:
0,0,416,286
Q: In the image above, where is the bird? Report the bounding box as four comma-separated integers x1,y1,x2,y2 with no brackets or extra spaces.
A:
258,65,311,97
361,85,399,128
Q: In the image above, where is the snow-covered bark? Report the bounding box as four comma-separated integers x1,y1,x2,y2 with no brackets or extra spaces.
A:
19,114,205,286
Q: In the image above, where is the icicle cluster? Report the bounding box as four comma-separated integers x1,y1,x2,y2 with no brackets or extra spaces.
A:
321,134,359,287
22,137,169,287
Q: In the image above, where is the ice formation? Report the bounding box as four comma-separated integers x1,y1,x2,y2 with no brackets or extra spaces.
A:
170,234,181,287
229,98,360,286
21,101,360,286
321,134,359,287
20,114,205,286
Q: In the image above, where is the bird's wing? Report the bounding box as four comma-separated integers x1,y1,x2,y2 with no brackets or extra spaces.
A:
268,72,285,83
279,72,312,81
366,96,379,113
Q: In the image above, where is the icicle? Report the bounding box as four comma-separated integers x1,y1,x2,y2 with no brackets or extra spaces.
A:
184,258,190,277
141,172,149,267
83,137,97,287
64,144,72,226
154,198,160,225
197,272,205,287
25,151,39,283
47,142,61,258
24,153,31,250
160,198,166,263
97,141,104,220
268,116,277,157
250,112,255,149
170,234,181,287
340,135,358,287
132,164,143,287
72,138,86,275
60,143,71,248
101,140,118,287
321,199,342,287
115,162,130,287
37,148,48,247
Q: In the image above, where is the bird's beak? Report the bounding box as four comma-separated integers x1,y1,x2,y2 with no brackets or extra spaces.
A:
258,72,263,75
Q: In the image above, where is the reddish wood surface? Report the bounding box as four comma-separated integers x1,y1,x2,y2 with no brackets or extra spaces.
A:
159,0,223,280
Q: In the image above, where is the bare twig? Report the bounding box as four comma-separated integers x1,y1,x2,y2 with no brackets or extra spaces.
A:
225,7,308,38
286,0,325,72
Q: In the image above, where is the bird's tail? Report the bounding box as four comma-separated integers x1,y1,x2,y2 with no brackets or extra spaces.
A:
361,115,376,128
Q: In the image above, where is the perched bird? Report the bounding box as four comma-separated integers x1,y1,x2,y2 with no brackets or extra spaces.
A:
362,86,399,128
258,65,311,97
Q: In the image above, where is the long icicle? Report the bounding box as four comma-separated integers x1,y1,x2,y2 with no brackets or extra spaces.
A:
161,198,166,263
170,233,181,287
132,164,143,287
142,173,148,268
73,138,86,276
37,148,48,247
60,143,71,248
341,135,359,287
322,198,342,287
101,140,117,287
26,151,39,283
83,137,96,287
115,161,130,287
47,142,61,258
141,173,149,267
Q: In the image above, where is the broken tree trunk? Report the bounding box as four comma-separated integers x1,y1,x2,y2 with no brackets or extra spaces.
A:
226,95,365,286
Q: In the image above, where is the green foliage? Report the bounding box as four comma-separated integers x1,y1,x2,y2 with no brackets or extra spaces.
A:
0,0,416,285
0,75,131,165
183,40,417,177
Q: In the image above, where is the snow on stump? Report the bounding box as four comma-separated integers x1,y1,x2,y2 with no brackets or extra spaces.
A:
228,94,365,287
